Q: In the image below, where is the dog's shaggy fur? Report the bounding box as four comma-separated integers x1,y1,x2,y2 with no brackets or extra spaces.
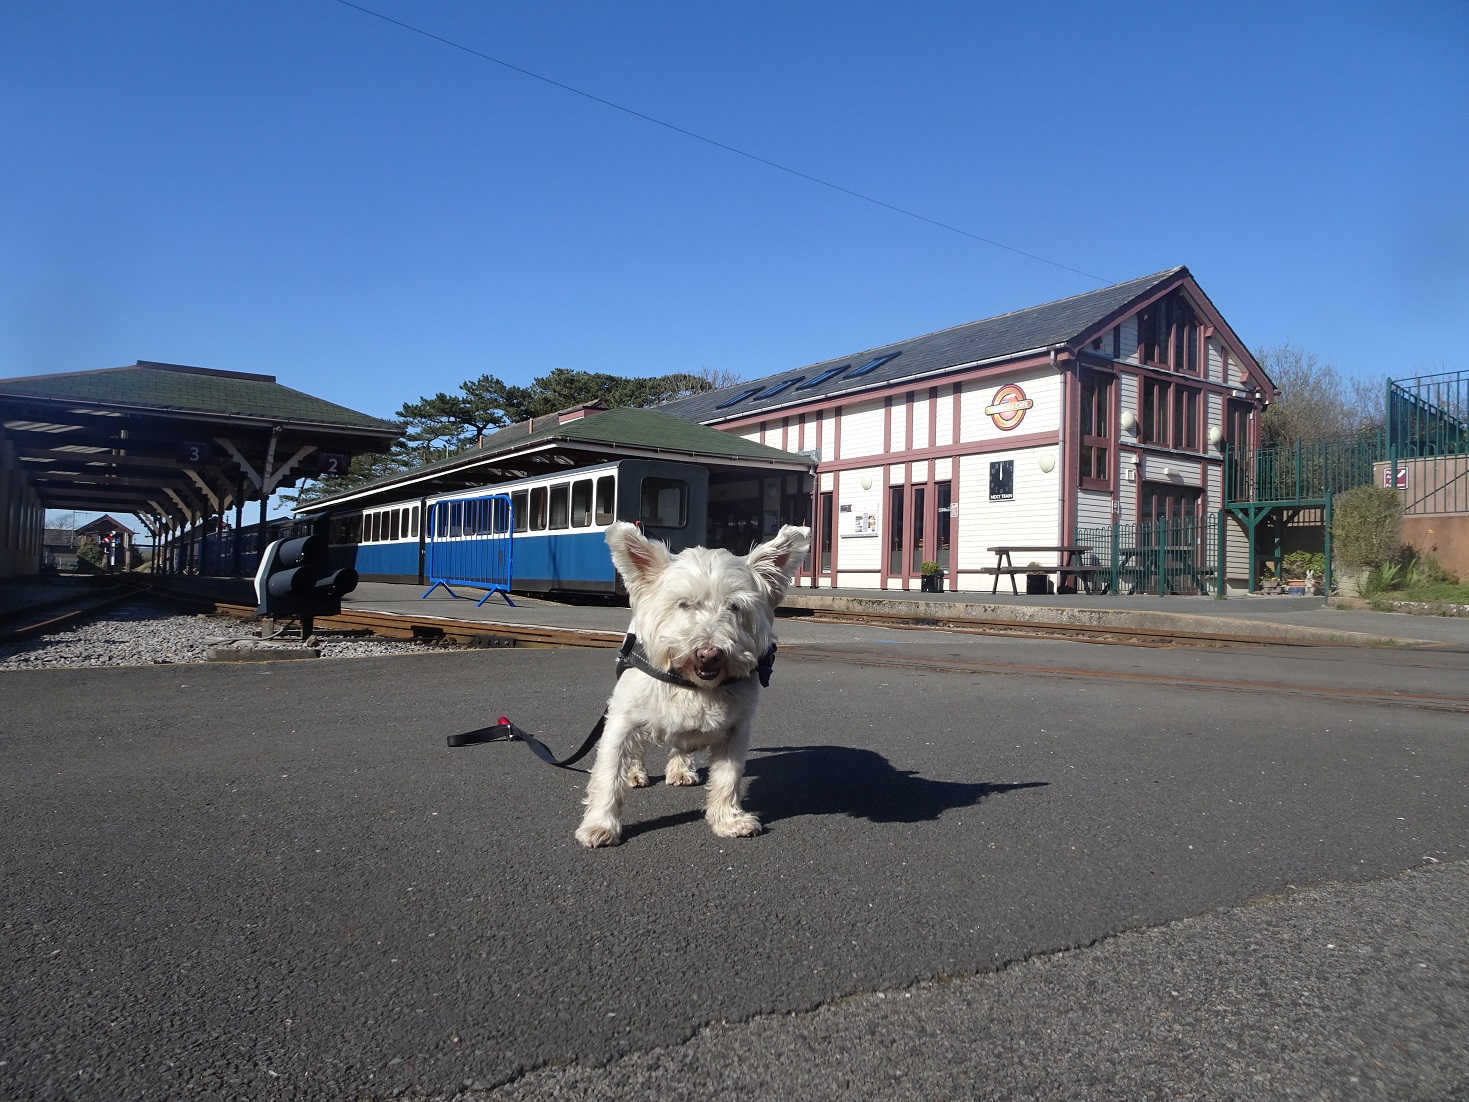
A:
574,522,811,848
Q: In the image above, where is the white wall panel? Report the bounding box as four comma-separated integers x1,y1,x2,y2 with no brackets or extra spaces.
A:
835,467,884,572
821,410,836,461
887,395,906,452
1119,317,1139,362
935,388,954,447
1119,374,1140,447
1207,337,1224,385
955,449,1059,571
1076,488,1113,530
839,399,886,460
912,393,930,450
958,370,1060,444
1118,452,1138,519
1205,464,1223,513
1140,455,1202,486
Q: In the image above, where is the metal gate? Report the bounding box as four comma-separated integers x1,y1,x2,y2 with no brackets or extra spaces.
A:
422,494,515,607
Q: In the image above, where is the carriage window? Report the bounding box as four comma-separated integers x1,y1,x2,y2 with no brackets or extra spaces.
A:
371,512,382,542
400,507,410,538
410,506,418,538
549,483,569,530
512,490,528,533
493,496,511,533
390,510,400,541
529,487,548,531
571,479,592,527
595,476,615,525
640,478,688,527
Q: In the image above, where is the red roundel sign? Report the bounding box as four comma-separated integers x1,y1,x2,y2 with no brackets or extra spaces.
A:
985,383,1033,431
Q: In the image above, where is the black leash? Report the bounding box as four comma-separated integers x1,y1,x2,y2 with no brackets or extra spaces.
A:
446,633,777,769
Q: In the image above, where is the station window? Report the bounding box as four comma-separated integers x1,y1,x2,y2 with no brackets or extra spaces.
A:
548,483,569,530
571,479,592,527
640,478,687,527
512,490,528,533
594,476,615,525
529,486,548,531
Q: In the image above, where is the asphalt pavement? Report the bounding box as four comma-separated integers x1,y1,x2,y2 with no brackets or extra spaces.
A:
4,635,1468,1100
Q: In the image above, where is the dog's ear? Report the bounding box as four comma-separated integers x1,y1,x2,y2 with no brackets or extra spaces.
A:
605,522,671,602
746,525,811,606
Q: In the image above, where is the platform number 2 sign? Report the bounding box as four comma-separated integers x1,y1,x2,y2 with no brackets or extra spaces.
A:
315,452,349,477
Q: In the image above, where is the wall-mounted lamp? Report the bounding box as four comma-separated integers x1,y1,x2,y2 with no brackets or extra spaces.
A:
1120,410,1138,435
859,474,874,491
1037,452,1056,474
1207,425,1225,449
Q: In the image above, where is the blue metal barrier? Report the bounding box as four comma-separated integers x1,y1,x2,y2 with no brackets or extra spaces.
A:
421,494,515,607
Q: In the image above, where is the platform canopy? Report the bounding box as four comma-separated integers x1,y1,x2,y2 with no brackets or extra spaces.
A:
0,361,400,533
296,403,815,515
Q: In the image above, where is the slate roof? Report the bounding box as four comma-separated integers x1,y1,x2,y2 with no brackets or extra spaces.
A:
0,361,398,433
298,405,812,511
659,267,1187,425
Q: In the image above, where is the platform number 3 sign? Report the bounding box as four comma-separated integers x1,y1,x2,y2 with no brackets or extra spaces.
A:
177,441,211,465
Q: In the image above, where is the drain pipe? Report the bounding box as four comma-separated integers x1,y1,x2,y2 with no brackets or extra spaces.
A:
1051,346,1071,548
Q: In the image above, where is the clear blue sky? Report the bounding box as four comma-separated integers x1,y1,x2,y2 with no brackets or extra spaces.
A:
5,0,1466,434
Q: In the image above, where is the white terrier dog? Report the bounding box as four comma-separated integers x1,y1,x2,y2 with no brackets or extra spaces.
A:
574,521,811,848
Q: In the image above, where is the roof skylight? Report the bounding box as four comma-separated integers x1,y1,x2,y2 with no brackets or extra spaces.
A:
846,351,901,378
715,386,763,409
796,365,849,390
754,377,803,400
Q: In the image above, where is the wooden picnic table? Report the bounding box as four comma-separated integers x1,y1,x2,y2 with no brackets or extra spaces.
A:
981,545,1101,595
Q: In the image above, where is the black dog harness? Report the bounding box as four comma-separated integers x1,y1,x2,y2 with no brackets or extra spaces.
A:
446,632,777,769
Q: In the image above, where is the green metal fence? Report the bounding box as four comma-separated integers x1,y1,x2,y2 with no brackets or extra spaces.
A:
1225,370,1469,515
1076,514,1220,597
1224,432,1379,505
1387,369,1469,515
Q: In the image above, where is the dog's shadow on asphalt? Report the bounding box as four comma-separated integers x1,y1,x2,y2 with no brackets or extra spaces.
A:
743,745,1047,825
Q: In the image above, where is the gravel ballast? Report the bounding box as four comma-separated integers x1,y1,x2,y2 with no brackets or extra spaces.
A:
0,600,444,670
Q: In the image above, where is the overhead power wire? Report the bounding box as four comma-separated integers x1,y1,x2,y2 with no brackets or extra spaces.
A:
330,0,1110,284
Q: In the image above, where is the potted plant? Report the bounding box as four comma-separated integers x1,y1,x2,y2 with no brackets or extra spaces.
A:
1025,561,1053,595
919,560,943,592
1282,551,1326,595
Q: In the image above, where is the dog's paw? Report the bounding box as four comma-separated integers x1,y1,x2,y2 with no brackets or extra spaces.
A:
665,763,701,786
575,821,623,848
624,765,651,788
709,812,763,838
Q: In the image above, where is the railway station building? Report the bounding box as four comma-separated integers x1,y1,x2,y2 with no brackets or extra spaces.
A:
659,266,1277,594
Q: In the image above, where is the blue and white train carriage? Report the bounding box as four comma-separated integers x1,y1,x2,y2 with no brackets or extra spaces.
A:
321,457,810,597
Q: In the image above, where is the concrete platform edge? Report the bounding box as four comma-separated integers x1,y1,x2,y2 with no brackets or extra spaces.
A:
779,592,1429,648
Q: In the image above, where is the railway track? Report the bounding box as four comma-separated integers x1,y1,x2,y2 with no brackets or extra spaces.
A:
0,583,147,645
9,579,1467,713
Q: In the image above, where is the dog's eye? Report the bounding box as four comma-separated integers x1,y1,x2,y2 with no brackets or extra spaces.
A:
677,599,692,611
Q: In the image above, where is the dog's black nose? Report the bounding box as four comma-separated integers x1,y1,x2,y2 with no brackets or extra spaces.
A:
694,646,723,678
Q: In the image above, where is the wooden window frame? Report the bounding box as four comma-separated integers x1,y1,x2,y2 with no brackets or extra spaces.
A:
1078,367,1115,491
1170,384,1200,450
